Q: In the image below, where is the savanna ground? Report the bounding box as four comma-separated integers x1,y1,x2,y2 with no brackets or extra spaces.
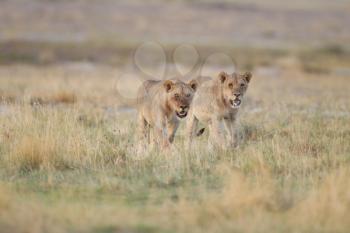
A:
0,60,349,233
1,0,350,232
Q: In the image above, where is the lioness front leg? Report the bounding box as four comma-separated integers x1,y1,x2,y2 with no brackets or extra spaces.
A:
223,118,237,148
208,118,226,149
167,120,179,143
154,120,171,149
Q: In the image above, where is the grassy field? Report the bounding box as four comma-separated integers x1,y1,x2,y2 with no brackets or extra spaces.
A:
1,0,350,232
0,62,349,233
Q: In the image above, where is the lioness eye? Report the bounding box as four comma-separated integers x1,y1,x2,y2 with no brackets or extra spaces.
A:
240,83,245,87
228,83,233,88
186,93,191,97
174,94,180,98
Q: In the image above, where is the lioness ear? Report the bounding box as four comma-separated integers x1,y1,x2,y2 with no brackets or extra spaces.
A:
218,72,228,83
188,79,198,91
163,80,174,92
243,72,252,83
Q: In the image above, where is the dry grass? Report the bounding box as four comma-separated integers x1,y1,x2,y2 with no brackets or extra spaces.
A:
30,90,77,105
1,104,124,173
12,135,58,171
0,64,349,233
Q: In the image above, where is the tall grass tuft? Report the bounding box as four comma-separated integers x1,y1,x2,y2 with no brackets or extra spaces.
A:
1,105,124,172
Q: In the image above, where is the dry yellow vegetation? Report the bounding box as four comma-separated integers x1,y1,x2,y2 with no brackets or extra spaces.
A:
0,63,349,233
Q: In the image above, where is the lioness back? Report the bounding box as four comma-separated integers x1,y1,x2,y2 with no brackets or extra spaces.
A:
136,80,161,106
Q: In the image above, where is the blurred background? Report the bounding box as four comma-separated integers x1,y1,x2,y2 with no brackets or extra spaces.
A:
1,0,350,74
1,2,350,232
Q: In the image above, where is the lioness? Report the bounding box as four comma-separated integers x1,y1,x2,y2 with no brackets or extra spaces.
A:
186,71,252,149
137,79,197,149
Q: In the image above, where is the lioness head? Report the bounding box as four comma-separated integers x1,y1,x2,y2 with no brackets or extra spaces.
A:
163,79,198,118
218,71,252,109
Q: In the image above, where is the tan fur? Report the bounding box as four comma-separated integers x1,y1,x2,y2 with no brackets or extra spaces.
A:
186,71,252,149
137,78,197,149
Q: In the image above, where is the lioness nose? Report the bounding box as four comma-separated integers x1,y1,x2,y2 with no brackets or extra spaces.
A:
234,94,241,98
180,105,187,111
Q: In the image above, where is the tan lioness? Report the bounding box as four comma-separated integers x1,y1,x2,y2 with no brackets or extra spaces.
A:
186,71,252,149
137,79,197,149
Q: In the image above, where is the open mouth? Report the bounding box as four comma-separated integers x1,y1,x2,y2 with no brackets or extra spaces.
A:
229,99,241,108
176,111,188,118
